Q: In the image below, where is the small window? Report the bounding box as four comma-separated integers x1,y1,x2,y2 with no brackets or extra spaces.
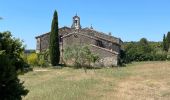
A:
59,35,63,42
96,40,104,48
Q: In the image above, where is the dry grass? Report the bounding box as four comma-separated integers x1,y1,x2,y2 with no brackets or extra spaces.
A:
20,61,170,100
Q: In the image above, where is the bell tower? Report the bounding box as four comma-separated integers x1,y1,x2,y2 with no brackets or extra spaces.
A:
71,14,81,30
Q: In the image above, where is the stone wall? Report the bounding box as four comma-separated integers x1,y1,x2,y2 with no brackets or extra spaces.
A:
81,28,121,45
63,33,121,53
63,33,95,48
36,27,72,52
112,44,120,53
62,33,119,66
35,27,122,67
40,34,50,52
90,45,118,67
36,38,40,53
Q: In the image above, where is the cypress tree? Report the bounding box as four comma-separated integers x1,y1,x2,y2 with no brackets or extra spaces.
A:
49,10,60,66
167,32,170,50
163,34,168,51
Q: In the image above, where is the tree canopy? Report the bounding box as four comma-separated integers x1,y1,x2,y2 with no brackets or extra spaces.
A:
123,38,167,63
0,31,29,100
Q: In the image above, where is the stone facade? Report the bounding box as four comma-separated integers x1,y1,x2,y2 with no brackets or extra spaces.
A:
35,15,123,67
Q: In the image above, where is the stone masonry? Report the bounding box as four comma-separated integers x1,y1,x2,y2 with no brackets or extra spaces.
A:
35,15,123,67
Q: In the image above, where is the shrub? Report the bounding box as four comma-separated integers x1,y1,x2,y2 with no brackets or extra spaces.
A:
167,51,170,60
123,38,168,64
0,31,29,99
37,50,49,67
0,31,30,71
38,58,48,67
27,53,38,67
0,53,29,100
64,45,99,68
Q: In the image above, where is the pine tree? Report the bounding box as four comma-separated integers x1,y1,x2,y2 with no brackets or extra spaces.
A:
49,10,60,66
163,34,168,51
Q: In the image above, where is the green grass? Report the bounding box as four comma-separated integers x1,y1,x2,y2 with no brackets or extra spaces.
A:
20,61,170,100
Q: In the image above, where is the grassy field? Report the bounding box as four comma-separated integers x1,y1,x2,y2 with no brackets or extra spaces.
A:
20,61,170,100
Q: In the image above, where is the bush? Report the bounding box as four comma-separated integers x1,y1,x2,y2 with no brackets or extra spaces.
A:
0,31,30,71
24,50,50,67
0,53,29,100
64,45,99,68
38,58,48,67
123,38,168,64
27,53,38,67
37,50,50,67
0,31,29,99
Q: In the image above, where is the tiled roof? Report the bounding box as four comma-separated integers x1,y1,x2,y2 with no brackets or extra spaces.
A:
35,26,122,45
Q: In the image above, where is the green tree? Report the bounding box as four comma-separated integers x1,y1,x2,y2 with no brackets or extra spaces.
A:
49,10,60,66
163,34,168,51
139,38,148,46
0,31,29,71
139,38,152,53
166,32,170,50
37,50,49,67
0,32,29,100
123,38,167,63
64,45,99,69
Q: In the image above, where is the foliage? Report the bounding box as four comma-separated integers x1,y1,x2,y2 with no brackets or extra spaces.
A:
163,34,168,51
24,50,49,67
0,32,29,100
163,32,170,51
139,38,148,45
162,32,170,59
49,10,60,66
27,53,38,66
0,31,29,71
166,32,170,49
119,49,126,65
64,45,99,68
123,38,167,63
37,51,49,67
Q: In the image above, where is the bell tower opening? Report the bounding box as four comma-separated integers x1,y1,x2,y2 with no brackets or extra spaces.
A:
71,14,81,30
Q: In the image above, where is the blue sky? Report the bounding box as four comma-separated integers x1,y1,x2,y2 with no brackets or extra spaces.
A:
0,0,170,49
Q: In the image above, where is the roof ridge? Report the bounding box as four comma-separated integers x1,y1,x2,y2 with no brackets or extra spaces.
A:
82,28,120,40
62,32,120,45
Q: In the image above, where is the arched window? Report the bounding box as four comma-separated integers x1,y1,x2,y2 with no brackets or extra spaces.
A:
75,20,78,25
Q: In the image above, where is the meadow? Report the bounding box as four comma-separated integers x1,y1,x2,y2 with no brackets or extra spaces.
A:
20,61,170,100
